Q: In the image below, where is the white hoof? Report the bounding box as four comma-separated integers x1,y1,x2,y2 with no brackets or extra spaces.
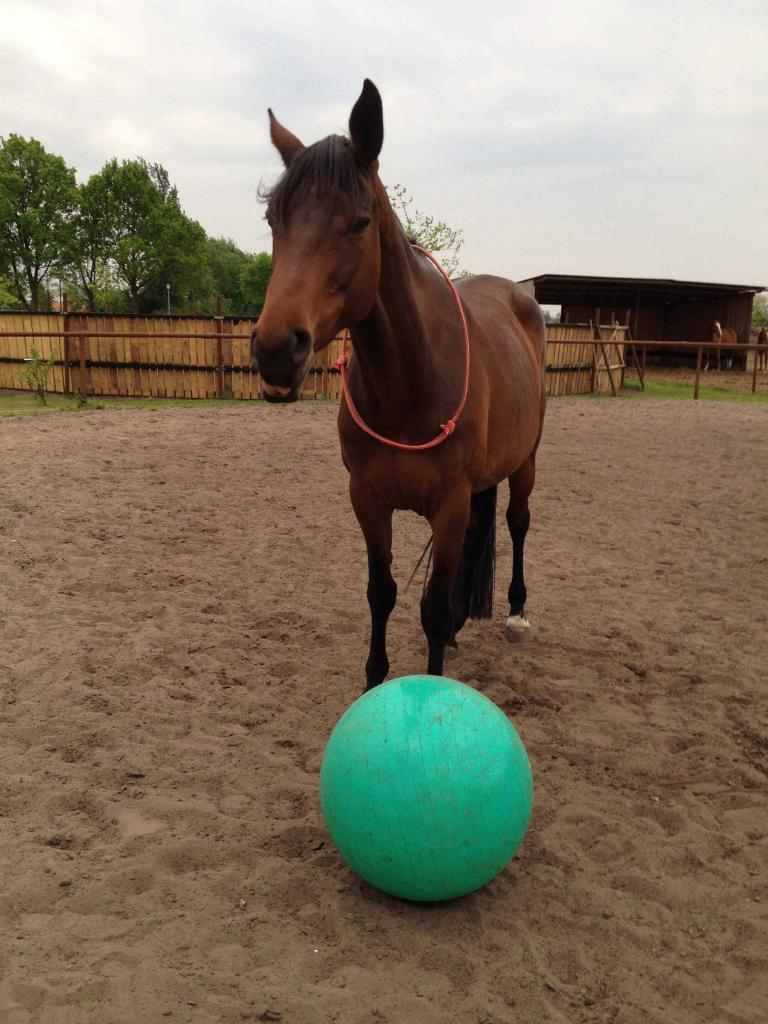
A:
505,614,531,643
444,643,459,662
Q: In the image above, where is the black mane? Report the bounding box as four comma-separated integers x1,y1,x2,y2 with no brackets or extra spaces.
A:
260,134,369,226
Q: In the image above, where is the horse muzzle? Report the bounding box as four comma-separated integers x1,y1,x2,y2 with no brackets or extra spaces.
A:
251,326,313,404
261,381,302,403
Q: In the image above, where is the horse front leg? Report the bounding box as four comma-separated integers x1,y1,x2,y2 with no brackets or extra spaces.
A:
421,492,471,677
350,478,397,692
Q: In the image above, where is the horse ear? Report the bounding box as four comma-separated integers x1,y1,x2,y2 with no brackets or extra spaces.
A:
349,79,383,168
268,109,304,167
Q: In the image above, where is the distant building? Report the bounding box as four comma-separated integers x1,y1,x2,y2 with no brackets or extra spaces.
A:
519,274,765,343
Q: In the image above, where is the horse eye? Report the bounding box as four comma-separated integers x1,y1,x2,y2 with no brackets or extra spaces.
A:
350,216,371,235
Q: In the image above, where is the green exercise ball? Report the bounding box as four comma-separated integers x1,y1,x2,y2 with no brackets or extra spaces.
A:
319,674,533,902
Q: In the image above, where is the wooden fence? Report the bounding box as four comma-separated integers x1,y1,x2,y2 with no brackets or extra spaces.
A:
546,322,627,396
6,311,763,401
0,309,344,401
0,310,633,401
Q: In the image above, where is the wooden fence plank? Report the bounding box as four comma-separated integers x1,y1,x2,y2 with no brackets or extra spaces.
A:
130,317,142,396
163,322,170,397
147,327,158,397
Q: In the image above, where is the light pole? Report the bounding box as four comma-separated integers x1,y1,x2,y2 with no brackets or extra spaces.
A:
166,283,171,315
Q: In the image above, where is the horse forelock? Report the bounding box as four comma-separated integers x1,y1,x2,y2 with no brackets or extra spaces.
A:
260,134,370,226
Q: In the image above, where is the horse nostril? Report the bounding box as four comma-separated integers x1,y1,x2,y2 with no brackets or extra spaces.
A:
290,328,312,367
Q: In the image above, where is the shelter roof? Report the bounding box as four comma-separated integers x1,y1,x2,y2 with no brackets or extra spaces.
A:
518,274,766,305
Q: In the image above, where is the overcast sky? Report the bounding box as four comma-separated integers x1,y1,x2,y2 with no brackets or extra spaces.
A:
2,0,767,286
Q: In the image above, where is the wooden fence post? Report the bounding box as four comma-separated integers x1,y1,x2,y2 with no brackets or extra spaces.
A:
694,346,702,400
62,292,70,394
599,341,618,396
215,294,224,398
752,343,759,394
75,314,88,400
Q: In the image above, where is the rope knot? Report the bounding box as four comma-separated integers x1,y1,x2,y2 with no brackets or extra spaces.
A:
440,419,457,436
333,356,347,371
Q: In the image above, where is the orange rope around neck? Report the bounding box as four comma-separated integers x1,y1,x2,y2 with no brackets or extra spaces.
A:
334,244,470,451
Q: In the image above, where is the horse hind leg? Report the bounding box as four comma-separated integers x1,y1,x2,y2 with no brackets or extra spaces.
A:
421,493,472,677
505,457,536,642
448,486,498,653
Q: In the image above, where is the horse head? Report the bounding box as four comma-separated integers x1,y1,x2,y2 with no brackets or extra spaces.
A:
251,80,385,402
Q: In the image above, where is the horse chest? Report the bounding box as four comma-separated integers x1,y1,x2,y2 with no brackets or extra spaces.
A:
341,437,463,515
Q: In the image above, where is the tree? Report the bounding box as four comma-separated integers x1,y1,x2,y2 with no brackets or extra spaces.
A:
207,237,252,313
386,183,466,277
240,252,272,315
94,158,212,313
0,135,78,310
61,259,131,313
752,292,768,329
142,214,213,314
62,175,118,311
0,273,22,310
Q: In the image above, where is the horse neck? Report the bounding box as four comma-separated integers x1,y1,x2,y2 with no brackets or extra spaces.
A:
348,186,454,421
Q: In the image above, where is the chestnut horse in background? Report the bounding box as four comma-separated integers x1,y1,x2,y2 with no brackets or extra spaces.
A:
758,327,768,371
251,80,547,691
705,320,739,371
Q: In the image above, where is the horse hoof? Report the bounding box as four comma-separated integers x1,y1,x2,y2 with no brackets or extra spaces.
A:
505,614,531,643
444,641,459,661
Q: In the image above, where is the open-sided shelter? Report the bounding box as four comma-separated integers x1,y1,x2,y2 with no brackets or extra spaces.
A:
518,275,765,343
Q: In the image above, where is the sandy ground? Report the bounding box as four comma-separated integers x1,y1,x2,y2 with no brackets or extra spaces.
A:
1,397,766,1024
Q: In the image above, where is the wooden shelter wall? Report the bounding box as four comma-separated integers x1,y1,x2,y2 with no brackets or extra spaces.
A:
663,294,752,343
558,292,753,344
562,303,631,326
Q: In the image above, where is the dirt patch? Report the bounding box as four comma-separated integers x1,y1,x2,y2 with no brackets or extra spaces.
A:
1,398,766,1023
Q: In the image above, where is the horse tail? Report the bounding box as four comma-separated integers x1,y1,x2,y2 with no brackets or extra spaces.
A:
466,485,497,620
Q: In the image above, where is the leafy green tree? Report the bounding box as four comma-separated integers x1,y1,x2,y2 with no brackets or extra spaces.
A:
0,273,23,310
752,292,768,329
0,135,78,310
94,158,212,313
386,183,465,277
63,175,118,311
207,237,252,313
240,252,272,315
62,259,131,313
142,215,214,314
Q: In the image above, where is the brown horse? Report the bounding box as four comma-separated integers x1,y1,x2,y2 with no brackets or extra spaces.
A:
758,327,768,371
252,80,546,690
705,320,739,371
